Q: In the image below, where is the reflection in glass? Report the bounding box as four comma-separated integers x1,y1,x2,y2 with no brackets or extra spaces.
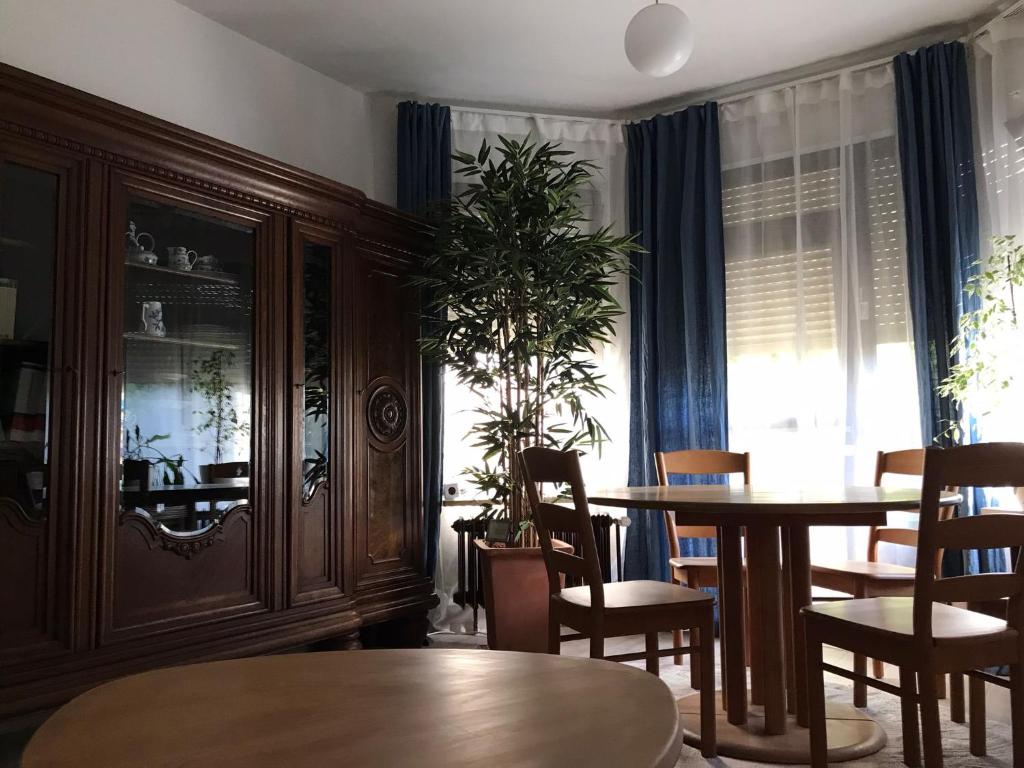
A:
120,199,253,533
0,163,57,519
302,243,331,502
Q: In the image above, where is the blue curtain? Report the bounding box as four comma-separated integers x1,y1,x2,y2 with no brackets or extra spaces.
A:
894,42,979,448
624,104,728,581
396,101,451,579
894,42,1004,576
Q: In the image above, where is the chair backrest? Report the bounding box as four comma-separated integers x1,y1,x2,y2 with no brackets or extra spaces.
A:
656,450,750,561
518,447,605,610
869,448,955,576
913,443,1024,642
869,448,925,558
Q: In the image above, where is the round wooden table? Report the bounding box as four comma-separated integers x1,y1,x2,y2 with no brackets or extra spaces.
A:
22,649,684,768
588,484,960,764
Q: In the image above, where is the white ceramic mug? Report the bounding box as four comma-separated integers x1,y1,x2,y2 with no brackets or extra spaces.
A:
166,247,198,271
194,254,221,272
140,301,166,337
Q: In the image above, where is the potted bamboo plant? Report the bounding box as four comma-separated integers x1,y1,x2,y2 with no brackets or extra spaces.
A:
415,137,636,651
191,350,251,482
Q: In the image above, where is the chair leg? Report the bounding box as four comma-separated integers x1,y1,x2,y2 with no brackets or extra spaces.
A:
645,632,659,676
589,628,604,661
853,585,867,708
689,573,701,688
690,625,702,689
805,621,828,767
672,574,685,666
899,667,921,768
949,672,965,724
917,666,944,768
672,628,684,666
1011,664,1024,768
969,674,986,757
854,652,868,708
873,658,885,679
699,613,717,758
547,603,561,655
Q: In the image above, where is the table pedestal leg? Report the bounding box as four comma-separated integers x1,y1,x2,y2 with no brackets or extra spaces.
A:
787,525,812,727
747,526,786,735
720,526,747,725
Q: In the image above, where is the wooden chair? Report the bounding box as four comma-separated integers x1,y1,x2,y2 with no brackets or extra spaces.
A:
519,446,717,757
811,448,937,707
657,449,750,689
951,498,1024,756
803,442,1024,768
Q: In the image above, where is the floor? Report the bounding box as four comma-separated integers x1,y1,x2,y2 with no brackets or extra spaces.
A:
2,632,1014,767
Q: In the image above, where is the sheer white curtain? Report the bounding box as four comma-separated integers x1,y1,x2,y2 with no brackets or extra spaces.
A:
432,109,630,632
972,15,1024,452
719,64,922,563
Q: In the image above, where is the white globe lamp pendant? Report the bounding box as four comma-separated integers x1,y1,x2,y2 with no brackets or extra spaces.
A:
624,0,694,78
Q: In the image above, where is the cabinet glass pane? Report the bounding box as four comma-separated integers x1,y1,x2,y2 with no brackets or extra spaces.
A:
0,163,57,519
301,243,331,502
120,199,253,533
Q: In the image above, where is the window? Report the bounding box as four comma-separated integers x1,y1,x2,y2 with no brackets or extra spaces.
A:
720,67,922,561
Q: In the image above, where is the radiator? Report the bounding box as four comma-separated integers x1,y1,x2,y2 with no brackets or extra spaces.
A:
451,514,630,632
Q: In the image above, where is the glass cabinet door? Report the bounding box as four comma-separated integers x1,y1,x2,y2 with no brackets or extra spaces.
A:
119,197,254,534
0,161,57,520
301,241,331,503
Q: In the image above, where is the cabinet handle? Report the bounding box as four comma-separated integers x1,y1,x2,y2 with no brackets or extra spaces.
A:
110,369,124,377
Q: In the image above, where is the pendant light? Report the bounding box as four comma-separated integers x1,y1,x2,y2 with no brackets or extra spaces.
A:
624,0,694,78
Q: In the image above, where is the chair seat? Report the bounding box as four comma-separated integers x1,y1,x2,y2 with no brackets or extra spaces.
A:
558,580,712,612
811,585,852,600
811,559,917,581
804,596,1011,642
669,556,718,570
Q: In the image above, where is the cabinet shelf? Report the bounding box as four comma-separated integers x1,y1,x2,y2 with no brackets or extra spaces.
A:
124,332,240,351
126,261,239,286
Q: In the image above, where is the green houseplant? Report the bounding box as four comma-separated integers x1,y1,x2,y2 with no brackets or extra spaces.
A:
123,425,195,491
938,235,1024,441
191,350,251,482
414,137,636,650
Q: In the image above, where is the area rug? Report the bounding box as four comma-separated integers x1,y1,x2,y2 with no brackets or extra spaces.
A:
429,631,1014,767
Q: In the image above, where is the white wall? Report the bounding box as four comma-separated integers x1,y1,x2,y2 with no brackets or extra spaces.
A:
0,0,380,196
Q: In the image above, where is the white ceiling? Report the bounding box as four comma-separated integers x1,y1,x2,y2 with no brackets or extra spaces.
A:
175,0,996,115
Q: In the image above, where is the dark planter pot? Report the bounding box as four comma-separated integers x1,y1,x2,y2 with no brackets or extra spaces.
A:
475,538,573,653
122,459,155,492
199,461,249,483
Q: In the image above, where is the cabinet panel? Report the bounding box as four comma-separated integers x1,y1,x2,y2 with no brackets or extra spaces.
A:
0,149,79,661
289,225,344,603
0,64,434,715
102,173,271,640
353,248,420,589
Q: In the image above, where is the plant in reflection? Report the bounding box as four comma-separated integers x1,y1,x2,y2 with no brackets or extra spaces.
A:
123,424,196,485
190,350,250,465
414,137,637,541
302,249,331,501
938,235,1024,441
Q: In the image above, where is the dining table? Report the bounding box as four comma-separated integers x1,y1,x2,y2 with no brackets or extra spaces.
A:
21,649,684,768
587,483,961,764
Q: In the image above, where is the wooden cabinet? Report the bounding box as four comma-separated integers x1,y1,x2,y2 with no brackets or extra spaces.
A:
0,64,435,716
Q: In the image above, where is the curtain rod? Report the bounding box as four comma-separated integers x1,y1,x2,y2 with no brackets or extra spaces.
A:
449,104,624,127
969,0,1024,39
712,52,898,107
446,2,1018,126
